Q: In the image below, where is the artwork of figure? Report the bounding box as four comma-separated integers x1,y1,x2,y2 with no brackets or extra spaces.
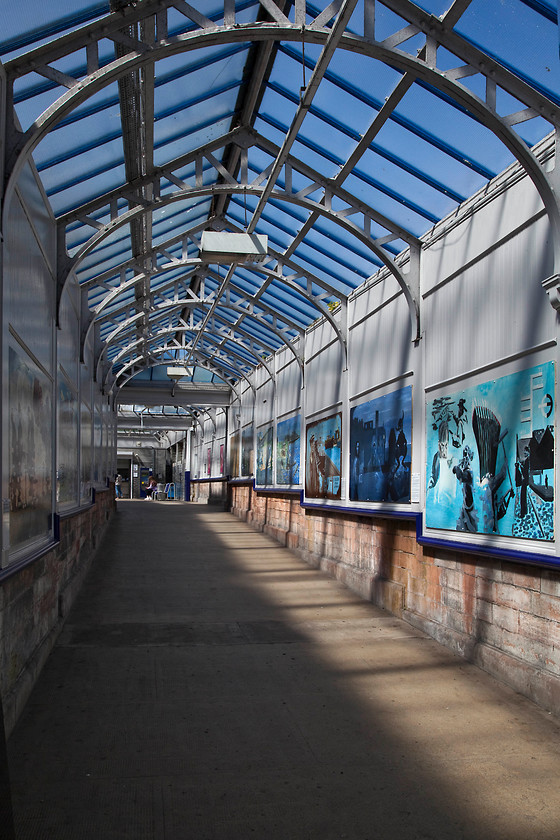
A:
471,405,514,532
229,434,240,477
277,415,300,485
305,413,342,500
452,445,477,532
426,363,554,541
256,426,273,485
350,387,412,503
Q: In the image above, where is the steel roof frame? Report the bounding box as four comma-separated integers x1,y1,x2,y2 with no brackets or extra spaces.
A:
3,0,560,403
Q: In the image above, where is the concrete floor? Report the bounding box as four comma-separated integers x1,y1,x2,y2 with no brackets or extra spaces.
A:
7,500,560,839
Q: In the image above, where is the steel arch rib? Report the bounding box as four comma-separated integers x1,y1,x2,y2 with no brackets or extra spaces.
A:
101,315,279,387
88,268,306,376
113,348,250,402
111,336,253,388
97,298,301,373
5,16,560,330
108,325,276,387
6,21,560,211
64,181,415,343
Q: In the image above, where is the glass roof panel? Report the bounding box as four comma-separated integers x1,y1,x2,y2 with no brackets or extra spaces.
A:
4,0,559,393
456,0,560,100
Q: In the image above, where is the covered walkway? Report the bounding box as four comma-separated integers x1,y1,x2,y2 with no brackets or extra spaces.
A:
7,501,560,839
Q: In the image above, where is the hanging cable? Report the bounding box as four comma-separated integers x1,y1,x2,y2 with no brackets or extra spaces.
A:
300,25,306,99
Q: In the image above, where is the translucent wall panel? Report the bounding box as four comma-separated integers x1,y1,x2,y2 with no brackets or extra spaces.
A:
5,194,54,374
276,358,301,418
422,174,551,295
255,378,274,427
349,290,414,400
56,369,79,508
57,284,80,388
18,162,56,271
9,343,53,550
93,407,102,486
80,403,92,503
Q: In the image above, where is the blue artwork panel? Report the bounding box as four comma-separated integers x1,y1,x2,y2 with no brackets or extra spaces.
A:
305,413,342,500
426,362,555,541
277,415,301,485
256,425,273,485
350,386,412,503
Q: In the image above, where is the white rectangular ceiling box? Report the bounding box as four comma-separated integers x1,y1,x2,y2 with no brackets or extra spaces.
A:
200,231,268,263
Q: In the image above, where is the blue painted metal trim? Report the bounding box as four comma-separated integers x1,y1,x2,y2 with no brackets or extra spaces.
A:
190,475,229,483
518,0,557,22
233,194,382,279
457,31,560,109
49,112,232,198
52,512,60,543
301,496,419,521
416,515,560,570
15,43,250,106
217,265,314,325
0,540,60,584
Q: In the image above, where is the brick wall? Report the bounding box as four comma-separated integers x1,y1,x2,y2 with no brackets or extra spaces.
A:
0,490,115,736
230,484,560,716
190,479,229,506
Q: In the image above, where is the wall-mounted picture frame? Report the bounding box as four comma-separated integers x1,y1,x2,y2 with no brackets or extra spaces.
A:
277,414,301,486
350,386,412,503
305,412,342,500
425,362,555,543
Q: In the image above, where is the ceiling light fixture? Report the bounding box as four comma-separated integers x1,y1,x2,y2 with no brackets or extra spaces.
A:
200,231,268,264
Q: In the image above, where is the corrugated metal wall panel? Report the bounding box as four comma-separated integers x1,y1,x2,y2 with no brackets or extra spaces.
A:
255,378,275,427
276,358,301,418
305,340,345,417
349,292,414,400
423,213,555,390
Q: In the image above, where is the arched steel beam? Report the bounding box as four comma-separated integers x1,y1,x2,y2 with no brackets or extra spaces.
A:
104,322,275,392
112,347,247,406
85,255,308,341
98,299,295,383
6,13,560,318
94,273,306,342
90,264,306,381
82,217,347,333
118,402,204,436
114,338,252,389
82,263,201,350
65,178,415,342
113,350,241,399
